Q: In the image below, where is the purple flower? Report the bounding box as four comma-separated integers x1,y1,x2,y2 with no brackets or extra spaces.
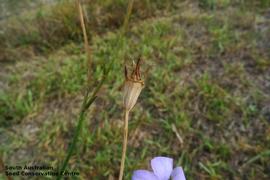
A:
132,157,186,180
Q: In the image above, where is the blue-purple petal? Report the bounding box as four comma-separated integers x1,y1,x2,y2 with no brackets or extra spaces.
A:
151,157,173,180
171,167,186,180
132,170,158,180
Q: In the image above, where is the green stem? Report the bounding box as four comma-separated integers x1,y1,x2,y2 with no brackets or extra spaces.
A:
56,61,113,180
56,0,116,179
56,95,96,180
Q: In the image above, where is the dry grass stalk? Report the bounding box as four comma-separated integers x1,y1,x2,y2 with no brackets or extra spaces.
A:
172,123,184,146
56,1,96,180
122,0,135,34
76,0,92,81
119,58,144,180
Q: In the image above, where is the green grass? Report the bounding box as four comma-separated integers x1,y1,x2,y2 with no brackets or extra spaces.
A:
0,0,176,62
0,89,35,126
0,0,270,180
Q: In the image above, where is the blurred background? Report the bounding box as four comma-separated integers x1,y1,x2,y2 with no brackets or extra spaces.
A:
0,0,269,179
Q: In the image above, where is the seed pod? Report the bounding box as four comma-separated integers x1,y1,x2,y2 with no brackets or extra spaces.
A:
123,58,144,112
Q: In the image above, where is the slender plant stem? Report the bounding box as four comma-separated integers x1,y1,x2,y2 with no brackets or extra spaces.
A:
57,109,86,180
117,1,135,179
56,95,96,180
122,0,135,34
119,110,130,180
77,0,92,80
56,1,99,179
57,65,112,180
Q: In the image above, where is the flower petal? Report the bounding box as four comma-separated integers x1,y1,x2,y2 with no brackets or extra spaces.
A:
171,167,186,180
132,170,158,180
151,157,173,180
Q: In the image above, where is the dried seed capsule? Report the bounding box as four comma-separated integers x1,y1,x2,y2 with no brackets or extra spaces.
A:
123,58,144,111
